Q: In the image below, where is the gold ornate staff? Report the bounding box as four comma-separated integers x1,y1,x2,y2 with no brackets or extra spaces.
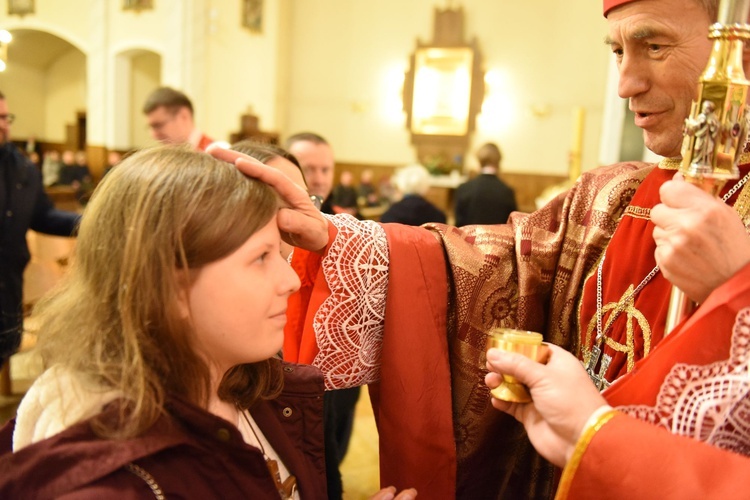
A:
665,0,750,334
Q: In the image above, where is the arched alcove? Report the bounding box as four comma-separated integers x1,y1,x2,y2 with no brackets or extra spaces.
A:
0,29,86,148
111,48,161,149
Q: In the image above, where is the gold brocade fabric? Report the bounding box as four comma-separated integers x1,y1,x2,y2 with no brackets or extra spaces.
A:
425,161,653,499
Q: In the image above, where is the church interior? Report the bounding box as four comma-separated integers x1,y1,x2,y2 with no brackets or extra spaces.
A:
0,1,655,498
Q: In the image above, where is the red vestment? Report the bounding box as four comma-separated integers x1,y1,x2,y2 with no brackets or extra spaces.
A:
558,262,750,498
284,159,750,498
579,162,750,384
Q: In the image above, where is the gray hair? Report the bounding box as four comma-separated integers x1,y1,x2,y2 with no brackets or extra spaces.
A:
394,164,431,196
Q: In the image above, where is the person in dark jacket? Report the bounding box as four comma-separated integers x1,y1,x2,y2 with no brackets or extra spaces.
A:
381,164,446,226
0,91,80,366
454,142,517,226
0,146,415,500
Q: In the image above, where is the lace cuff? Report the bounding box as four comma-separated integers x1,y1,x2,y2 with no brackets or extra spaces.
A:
312,214,390,390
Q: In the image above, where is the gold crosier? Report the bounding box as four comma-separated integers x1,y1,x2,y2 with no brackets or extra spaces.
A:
666,0,750,333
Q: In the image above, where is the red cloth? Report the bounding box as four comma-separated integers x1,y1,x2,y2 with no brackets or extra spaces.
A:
578,164,750,384
560,262,750,498
195,134,214,151
603,0,637,16
285,222,456,498
372,223,455,498
283,223,336,364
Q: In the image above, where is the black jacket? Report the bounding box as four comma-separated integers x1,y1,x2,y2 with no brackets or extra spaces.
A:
380,194,446,226
455,174,517,226
0,143,80,359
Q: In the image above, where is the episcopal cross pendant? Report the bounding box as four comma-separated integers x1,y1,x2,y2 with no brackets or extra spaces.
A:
585,345,612,391
585,345,602,379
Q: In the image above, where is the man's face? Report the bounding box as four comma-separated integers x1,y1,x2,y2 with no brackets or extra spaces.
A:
0,99,11,145
146,106,193,144
288,140,335,199
607,0,713,157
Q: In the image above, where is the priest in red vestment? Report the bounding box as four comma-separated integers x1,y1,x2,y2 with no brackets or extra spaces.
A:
209,0,750,497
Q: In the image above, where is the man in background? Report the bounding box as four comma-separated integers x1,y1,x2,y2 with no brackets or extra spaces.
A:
454,142,517,226
0,91,80,368
142,87,214,151
287,132,336,214
286,131,360,500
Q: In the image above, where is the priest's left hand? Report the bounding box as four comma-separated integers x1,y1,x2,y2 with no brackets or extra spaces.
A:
208,145,329,253
652,175,750,303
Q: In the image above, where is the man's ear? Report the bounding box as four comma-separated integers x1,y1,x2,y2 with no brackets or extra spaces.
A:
178,106,193,124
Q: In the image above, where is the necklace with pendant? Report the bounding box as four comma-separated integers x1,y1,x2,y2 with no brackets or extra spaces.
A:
239,408,298,499
585,170,750,390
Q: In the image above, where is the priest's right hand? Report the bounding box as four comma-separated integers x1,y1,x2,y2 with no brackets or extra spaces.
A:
208,145,329,253
485,344,606,468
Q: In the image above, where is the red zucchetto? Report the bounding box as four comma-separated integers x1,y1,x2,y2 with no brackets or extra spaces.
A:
603,0,639,17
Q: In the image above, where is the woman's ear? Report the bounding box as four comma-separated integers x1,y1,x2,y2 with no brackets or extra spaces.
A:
174,269,192,320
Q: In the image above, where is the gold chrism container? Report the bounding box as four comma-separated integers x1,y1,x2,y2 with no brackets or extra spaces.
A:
486,328,549,403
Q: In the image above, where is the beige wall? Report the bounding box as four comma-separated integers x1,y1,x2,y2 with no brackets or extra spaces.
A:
283,0,609,175
0,62,45,140
130,52,161,148
44,49,86,143
0,0,612,175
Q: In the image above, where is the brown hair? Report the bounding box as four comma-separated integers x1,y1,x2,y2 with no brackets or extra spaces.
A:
142,87,194,116
230,140,308,188
33,145,282,438
284,131,329,150
476,142,502,169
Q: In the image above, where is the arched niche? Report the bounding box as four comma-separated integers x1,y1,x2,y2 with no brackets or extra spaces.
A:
0,28,86,148
111,47,162,150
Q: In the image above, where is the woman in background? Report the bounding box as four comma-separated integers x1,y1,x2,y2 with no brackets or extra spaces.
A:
380,164,446,226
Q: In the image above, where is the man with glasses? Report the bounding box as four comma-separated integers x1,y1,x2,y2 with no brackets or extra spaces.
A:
0,90,80,369
142,87,214,151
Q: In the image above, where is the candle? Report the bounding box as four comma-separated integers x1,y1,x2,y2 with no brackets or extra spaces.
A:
569,106,585,183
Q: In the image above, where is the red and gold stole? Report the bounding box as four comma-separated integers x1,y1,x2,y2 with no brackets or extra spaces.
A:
578,157,750,387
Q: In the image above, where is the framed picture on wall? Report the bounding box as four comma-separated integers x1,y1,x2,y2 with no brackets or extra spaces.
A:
8,0,35,16
243,0,263,33
123,0,153,12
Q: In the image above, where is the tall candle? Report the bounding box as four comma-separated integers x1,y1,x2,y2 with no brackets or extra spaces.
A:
569,107,585,183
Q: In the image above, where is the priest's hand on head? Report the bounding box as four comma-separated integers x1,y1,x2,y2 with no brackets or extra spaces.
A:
652,175,750,303
208,145,329,253
485,344,607,468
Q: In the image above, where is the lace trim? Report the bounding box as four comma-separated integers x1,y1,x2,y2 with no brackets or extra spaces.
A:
313,214,389,390
618,307,750,456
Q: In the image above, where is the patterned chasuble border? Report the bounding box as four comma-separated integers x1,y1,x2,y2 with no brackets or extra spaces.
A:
618,307,750,456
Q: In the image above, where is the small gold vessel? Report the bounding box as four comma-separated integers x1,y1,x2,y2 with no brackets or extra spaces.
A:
486,328,549,403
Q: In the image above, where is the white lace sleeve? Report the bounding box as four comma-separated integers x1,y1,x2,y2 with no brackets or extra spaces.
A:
312,214,389,390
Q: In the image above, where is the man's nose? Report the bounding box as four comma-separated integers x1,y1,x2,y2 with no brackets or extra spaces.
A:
617,55,650,99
